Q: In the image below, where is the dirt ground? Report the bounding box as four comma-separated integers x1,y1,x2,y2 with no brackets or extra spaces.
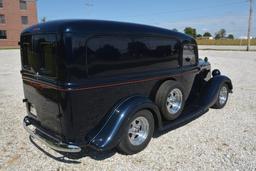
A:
0,49,255,171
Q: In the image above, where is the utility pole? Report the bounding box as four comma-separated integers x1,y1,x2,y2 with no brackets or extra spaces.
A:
246,0,253,51
85,0,93,15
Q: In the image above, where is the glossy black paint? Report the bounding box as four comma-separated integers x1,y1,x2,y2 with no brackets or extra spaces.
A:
22,80,61,135
20,20,233,152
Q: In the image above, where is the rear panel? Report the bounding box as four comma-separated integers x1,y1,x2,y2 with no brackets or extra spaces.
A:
21,33,62,135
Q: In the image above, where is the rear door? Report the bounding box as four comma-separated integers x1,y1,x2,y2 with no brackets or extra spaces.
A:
21,34,62,135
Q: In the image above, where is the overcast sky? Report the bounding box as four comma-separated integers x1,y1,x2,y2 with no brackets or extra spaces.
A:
37,0,256,37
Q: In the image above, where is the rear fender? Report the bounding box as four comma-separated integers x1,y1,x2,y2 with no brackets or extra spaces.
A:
87,95,161,151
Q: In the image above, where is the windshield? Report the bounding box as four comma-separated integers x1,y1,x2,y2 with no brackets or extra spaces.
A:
21,34,57,79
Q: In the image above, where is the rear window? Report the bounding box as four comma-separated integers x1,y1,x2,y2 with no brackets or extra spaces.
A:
21,34,57,78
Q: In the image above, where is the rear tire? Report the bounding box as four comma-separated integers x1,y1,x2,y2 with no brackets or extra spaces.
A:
155,80,185,120
212,83,229,109
117,110,154,155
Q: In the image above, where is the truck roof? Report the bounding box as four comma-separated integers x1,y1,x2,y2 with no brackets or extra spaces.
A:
21,19,195,43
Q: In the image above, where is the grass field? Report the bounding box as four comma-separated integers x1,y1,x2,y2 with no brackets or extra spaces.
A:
196,39,256,46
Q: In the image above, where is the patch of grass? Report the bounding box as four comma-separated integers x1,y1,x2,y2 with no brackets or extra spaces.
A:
196,39,256,46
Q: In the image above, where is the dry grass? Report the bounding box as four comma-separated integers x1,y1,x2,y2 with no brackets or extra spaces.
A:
196,39,256,46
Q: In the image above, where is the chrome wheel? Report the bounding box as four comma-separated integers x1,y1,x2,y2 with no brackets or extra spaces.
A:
166,88,183,114
128,116,149,146
219,86,228,105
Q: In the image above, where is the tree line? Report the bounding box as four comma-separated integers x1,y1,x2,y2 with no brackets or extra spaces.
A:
173,27,234,39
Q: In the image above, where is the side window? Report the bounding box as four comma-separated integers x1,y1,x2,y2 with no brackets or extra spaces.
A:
183,44,197,66
87,36,131,77
86,36,180,77
133,37,179,68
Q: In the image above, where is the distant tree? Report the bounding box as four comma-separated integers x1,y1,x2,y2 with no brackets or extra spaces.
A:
184,27,197,38
227,34,234,39
41,17,47,23
203,32,212,37
219,29,226,38
197,34,202,38
215,29,226,39
172,28,178,32
215,34,220,39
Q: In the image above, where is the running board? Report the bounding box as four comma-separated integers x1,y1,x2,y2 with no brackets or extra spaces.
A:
156,105,209,136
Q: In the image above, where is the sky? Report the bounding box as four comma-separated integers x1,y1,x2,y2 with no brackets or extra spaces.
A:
37,0,256,38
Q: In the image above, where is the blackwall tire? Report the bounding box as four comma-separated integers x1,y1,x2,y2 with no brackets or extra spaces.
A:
117,110,154,155
155,80,185,120
212,83,229,109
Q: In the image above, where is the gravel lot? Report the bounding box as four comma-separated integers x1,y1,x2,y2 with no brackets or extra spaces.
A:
0,49,255,171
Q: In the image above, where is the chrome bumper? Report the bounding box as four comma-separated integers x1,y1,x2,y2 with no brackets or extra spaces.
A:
23,117,81,153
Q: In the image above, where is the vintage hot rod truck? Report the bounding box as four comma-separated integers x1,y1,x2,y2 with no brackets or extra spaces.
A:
20,20,233,155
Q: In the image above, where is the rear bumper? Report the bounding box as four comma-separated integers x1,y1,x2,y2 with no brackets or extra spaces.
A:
23,116,82,153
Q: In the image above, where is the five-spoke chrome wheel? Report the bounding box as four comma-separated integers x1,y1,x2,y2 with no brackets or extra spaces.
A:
219,85,228,105
117,110,154,155
155,80,185,120
166,88,183,115
128,116,149,146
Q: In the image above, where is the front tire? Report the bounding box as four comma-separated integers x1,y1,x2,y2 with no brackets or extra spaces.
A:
117,110,154,155
212,83,229,109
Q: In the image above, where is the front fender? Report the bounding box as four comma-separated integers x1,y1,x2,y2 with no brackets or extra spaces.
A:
87,95,161,151
199,75,233,108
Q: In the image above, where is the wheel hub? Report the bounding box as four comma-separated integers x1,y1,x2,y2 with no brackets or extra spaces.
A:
166,88,183,114
128,116,149,146
219,86,228,105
